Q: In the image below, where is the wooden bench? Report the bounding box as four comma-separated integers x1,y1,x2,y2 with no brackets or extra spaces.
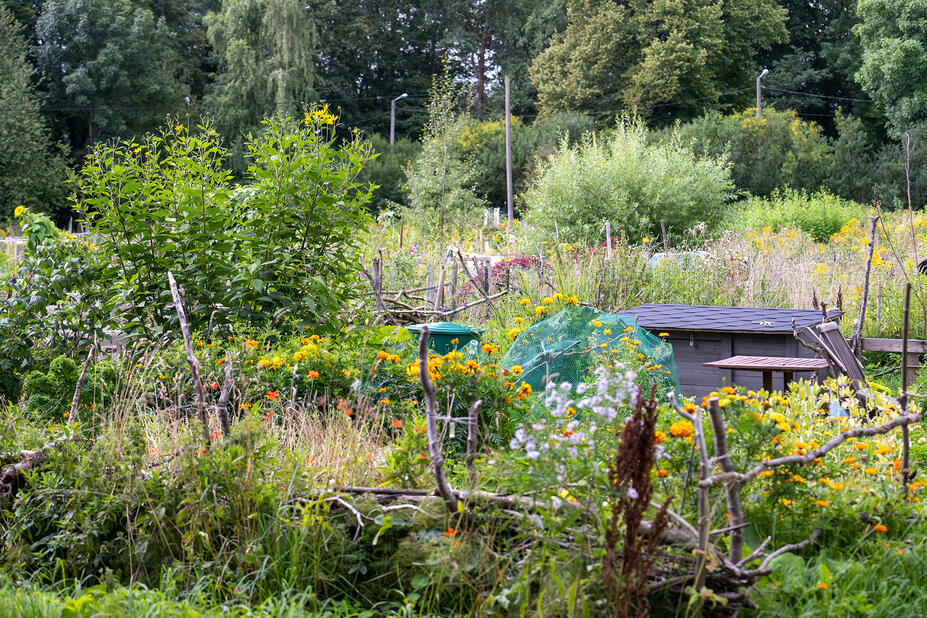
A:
702,355,830,392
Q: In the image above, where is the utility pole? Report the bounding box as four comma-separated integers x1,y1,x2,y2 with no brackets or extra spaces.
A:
390,93,408,152
504,76,513,224
756,68,769,117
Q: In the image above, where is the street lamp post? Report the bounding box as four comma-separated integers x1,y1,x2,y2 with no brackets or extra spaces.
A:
390,93,408,151
756,69,769,117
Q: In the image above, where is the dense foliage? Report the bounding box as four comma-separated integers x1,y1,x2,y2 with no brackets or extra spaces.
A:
73,115,373,336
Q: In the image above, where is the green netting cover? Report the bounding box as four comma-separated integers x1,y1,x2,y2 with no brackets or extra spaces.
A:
500,306,679,392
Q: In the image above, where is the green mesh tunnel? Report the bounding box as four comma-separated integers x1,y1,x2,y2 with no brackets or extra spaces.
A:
501,306,679,393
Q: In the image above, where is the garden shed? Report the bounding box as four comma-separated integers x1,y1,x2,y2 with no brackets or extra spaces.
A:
621,304,843,396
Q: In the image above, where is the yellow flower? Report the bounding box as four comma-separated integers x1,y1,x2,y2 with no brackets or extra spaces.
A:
592,320,603,328
514,317,525,325
13,206,24,218
507,327,521,340
654,430,667,444
509,365,524,376
535,306,547,317
481,343,498,354
780,499,794,506
542,297,554,305
602,329,612,335
864,467,878,475
519,298,531,306
174,124,184,132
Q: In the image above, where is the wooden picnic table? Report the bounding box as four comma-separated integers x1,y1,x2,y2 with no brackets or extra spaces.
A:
702,355,830,392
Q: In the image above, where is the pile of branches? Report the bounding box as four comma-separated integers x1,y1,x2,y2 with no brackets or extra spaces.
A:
359,249,506,326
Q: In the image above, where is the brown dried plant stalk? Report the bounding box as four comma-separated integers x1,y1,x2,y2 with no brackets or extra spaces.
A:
605,389,671,618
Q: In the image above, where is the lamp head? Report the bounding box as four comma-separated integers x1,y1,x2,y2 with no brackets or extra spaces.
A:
759,68,769,79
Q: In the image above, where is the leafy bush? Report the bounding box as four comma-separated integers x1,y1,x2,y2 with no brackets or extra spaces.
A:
735,189,870,242
0,208,109,399
665,108,833,197
72,114,374,337
523,119,735,245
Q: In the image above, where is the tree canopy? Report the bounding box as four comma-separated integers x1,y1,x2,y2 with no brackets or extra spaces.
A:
856,0,927,139
530,0,788,123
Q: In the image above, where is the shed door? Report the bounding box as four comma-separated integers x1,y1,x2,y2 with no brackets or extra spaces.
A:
666,333,726,396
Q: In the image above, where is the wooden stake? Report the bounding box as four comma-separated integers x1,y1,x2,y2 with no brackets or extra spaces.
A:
902,283,912,488
852,215,880,357
605,221,613,260
466,399,482,478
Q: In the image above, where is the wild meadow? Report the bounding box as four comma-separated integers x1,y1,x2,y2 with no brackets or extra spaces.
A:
5,85,927,617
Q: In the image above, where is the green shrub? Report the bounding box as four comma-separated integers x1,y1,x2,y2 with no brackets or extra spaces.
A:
523,119,735,245
666,108,833,197
403,69,484,243
734,189,869,242
72,114,374,337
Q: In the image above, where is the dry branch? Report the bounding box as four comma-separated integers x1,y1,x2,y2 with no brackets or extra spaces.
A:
707,397,745,562
705,410,922,488
418,327,458,510
217,354,233,437
168,271,210,447
68,342,95,426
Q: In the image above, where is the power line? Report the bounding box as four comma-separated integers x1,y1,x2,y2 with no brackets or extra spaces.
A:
763,86,874,103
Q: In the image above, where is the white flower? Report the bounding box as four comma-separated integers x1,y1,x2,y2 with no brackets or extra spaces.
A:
627,487,639,500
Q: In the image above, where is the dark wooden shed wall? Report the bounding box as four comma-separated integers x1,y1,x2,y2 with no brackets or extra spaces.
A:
660,330,814,395
620,304,842,397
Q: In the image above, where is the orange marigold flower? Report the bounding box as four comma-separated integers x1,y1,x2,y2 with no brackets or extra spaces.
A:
894,459,903,472
654,468,668,478
814,500,830,507
444,528,457,537
391,418,403,429
817,582,828,590
266,390,280,400
873,524,887,532
654,430,667,444
669,420,694,438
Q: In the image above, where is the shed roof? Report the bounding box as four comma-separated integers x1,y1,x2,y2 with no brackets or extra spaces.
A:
621,304,843,335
